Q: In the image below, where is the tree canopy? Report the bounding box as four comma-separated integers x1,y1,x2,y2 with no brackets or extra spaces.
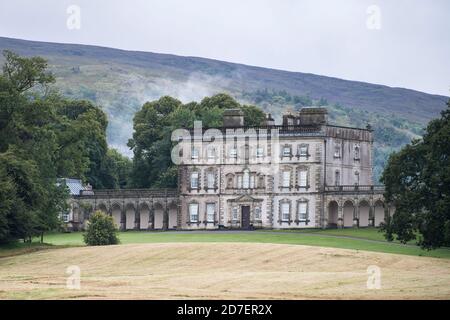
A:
128,93,266,188
381,99,450,249
0,51,130,243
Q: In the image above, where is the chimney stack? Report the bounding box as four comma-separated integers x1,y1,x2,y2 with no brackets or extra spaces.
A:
223,109,244,127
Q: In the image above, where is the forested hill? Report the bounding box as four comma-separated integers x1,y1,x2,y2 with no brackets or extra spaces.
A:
0,36,448,181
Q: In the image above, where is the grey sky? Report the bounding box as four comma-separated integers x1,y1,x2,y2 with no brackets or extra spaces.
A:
0,0,449,96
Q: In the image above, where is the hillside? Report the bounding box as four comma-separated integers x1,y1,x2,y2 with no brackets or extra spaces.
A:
0,36,448,181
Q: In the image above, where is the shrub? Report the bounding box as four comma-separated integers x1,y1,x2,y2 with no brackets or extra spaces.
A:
83,211,119,246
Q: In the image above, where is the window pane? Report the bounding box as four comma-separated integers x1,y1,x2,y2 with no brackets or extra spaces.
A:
232,207,238,220
298,203,307,220
299,145,308,156
282,203,290,221
299,170,307,187
191,172,199,188
207,203,215,222
283,147,291,156
207,172,215,188
257,147,264,157
282,171,290,187
189,204,198,222
191,148,199,159
255,207,261,219
243,171,250,189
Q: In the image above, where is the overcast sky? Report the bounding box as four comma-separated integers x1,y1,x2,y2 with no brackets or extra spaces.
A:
0,0,449,96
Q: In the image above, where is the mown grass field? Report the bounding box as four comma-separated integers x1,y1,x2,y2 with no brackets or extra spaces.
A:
2,227,449,259
1,228,450,299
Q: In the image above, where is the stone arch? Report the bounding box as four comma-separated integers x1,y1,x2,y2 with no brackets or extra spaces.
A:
358,199,370,227
327,200,339,228
153,202,164,229
111,203,122,229
125,203,136,230
168,201,178,229
343,200,355,227
374,200,385,227
139,202,150,230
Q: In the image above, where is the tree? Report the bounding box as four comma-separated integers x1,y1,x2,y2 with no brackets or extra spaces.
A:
381,99,450,249
0,51,114,243
128,94,266,188
83,211,119,246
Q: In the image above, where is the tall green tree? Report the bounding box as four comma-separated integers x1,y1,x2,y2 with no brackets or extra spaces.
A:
381,99,450,249
128,93,265,188
0,51,118,242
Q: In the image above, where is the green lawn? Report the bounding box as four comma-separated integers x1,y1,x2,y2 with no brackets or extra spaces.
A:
2,228,445,259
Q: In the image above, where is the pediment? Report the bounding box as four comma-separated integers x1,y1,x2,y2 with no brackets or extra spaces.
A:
229,194,263,203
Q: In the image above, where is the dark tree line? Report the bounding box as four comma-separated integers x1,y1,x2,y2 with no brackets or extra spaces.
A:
381,100,450,249
0,51,130,243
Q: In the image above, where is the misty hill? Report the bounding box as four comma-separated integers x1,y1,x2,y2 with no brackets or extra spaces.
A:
0,36,448,181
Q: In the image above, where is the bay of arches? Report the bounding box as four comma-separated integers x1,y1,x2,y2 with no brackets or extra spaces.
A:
327,199,385,228
96,202,179,230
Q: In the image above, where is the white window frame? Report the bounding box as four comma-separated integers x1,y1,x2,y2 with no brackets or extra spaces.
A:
334,144,341,158
191,147,199,160
189,203,199,223
206,203,215,222
243,170,250,189
207,171,215,189
256,147,264,158
299,170,307,187
298,202,308,221
299,145,308,157
229,148,237,158
190,172,199,189
282,146,292,157
281,203,290,221
282,171,291,188
232,207,239,221
254,207,261,220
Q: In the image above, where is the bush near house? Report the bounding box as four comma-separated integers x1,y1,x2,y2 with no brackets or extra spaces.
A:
83,211,119,246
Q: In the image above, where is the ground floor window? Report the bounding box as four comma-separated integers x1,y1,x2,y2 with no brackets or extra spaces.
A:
254,207,261,220
298,202,308,221
281,203,290,221
206,203,215,222
232,207,238,221
189,203,198,222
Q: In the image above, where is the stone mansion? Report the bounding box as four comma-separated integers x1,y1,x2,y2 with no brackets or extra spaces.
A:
66,107,391,231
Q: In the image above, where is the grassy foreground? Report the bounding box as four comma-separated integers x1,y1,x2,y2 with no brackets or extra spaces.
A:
1,228,447,259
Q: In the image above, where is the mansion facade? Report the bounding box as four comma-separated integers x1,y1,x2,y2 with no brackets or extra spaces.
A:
67,107,391,231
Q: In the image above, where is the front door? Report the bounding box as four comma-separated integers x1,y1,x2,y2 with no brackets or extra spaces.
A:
241,206,250,229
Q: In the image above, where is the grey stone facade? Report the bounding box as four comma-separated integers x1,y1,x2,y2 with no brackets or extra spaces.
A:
68,107,390,231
